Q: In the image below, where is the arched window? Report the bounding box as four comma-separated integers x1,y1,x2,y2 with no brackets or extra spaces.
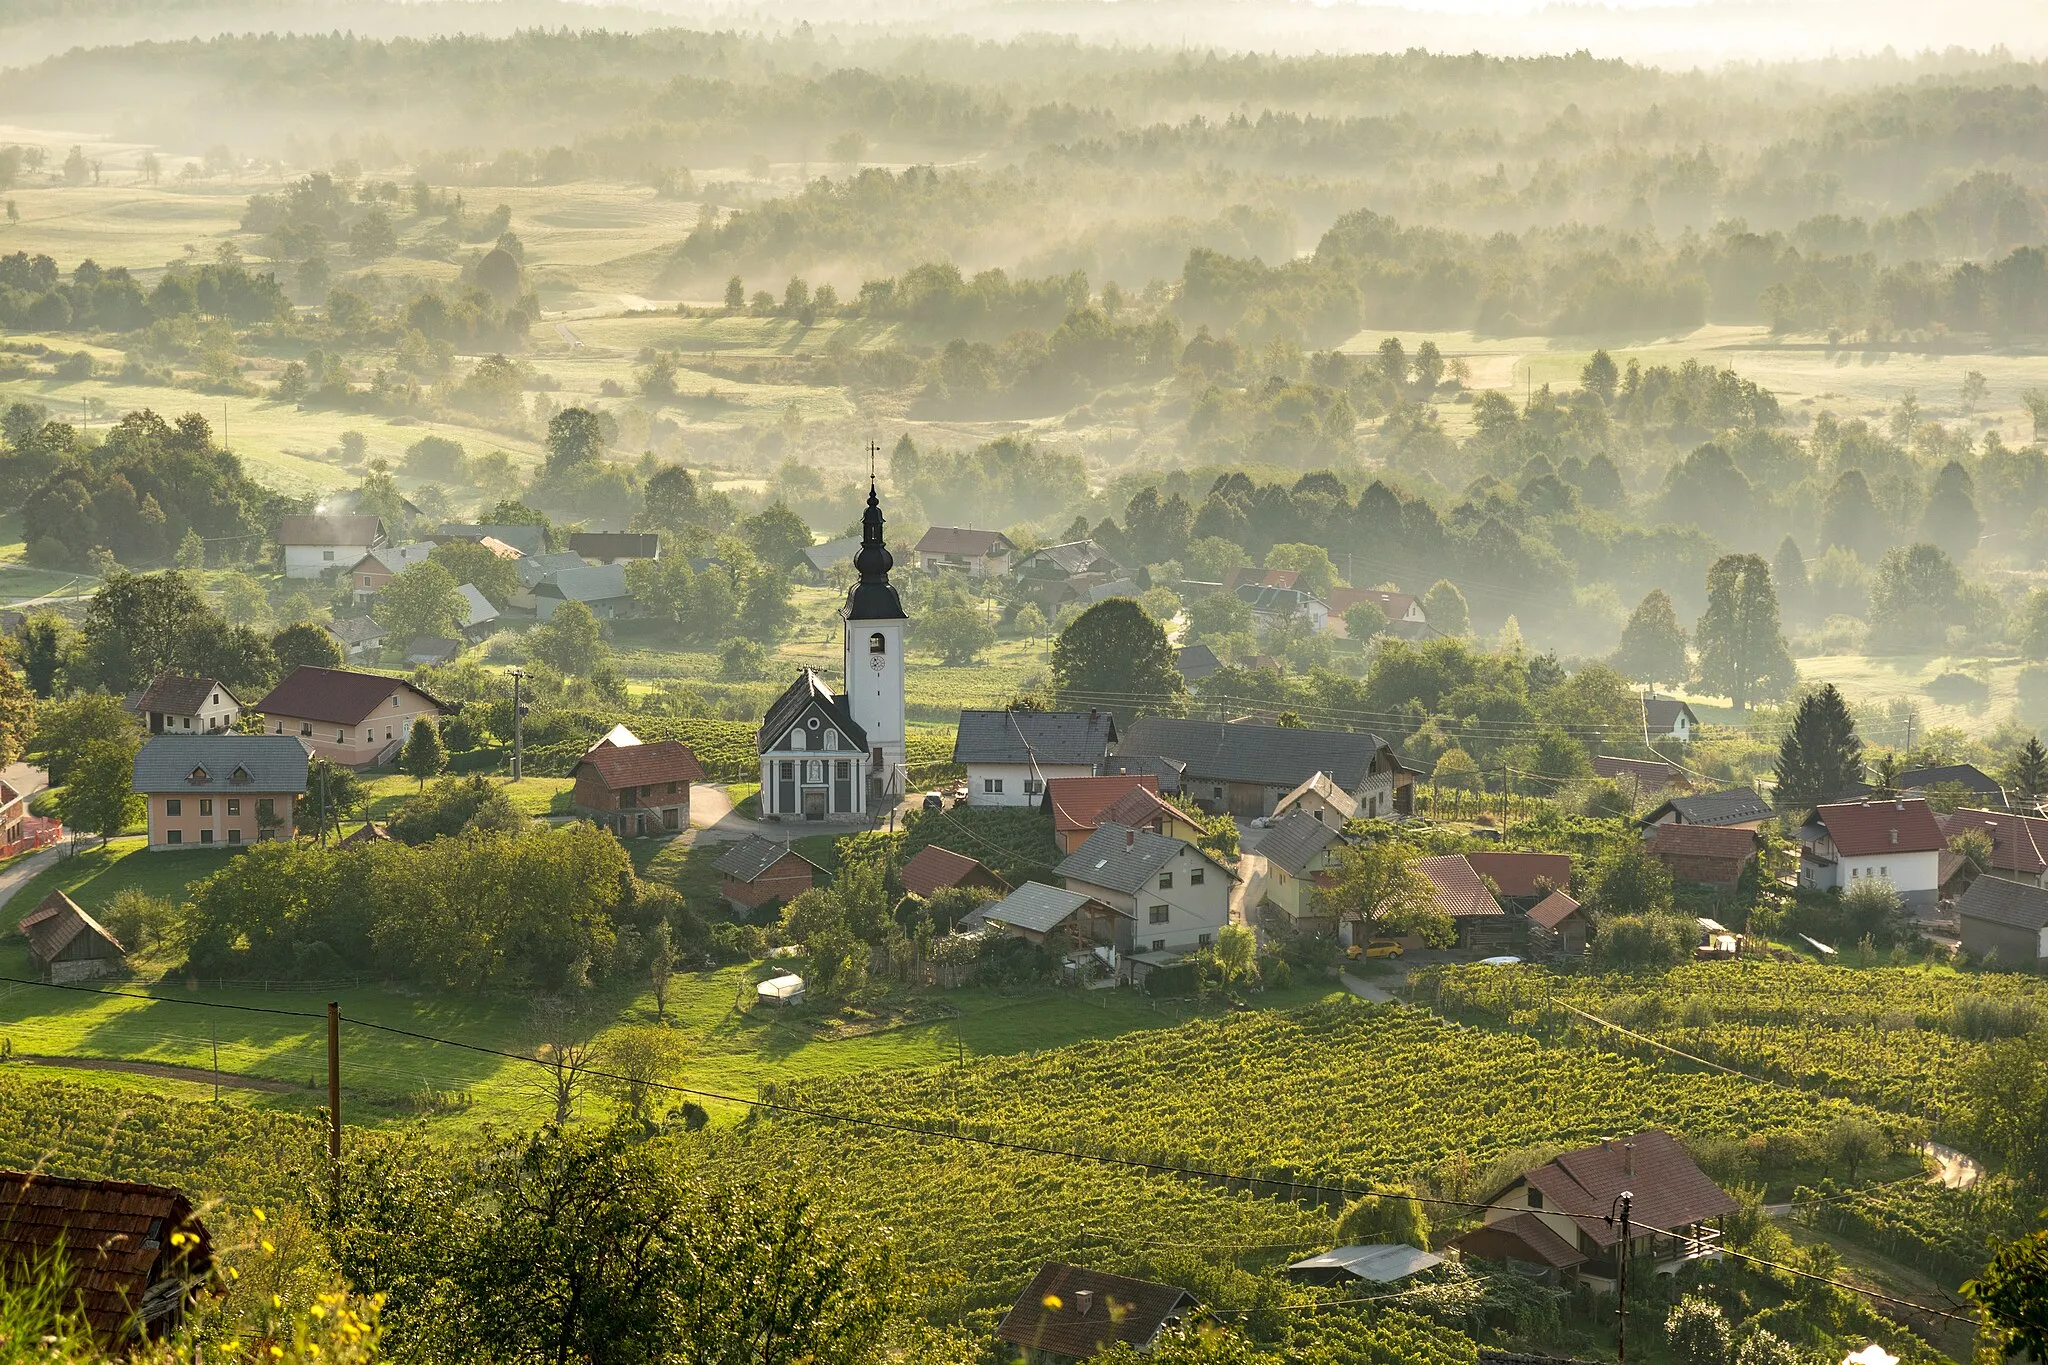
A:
869,632,886,655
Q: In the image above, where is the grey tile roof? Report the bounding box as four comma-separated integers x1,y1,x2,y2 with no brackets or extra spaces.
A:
915,527,1014,557
953,709,1118,768
1057,822,1228,895
516,551,591,588
1117,716,1398,792
1957,874,2048,932
1255,809,1346,877
457,583,499,629
359,543,434,575
758,670,867,755
1276,771,1359,821
803,535,861,572
1102,753,1186,792
1900,764,2005,798
1642,697,1700,732
131,734,310,794
324,616,386,646
534,563,629,603
1285,1244,1442,1282
1174,643,1221,682
1646,787,1773,827
712,835,820,883
1017,540,1118,577
568,532,660,561
967,882,1107,934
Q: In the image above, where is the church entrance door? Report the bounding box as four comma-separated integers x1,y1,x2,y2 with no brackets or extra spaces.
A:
802,790,827,821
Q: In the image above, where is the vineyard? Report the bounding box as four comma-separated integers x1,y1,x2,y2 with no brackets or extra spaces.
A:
761,1000,1894,1195
1292,1309,1482,1365
1794,1174,2034,1288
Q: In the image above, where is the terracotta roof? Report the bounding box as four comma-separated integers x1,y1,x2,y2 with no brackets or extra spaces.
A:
575,739,705,791
1416,855,1502,919
1956,875,2048,933
338,822,392,845
1940,809,2048,876
134,673,238,717
1327,586,1420,621
1526,889,1584,930
18,890,124,966
901,845,1006,898
279,513,383,547
0,1171,213,1344
1643,823,1760,863
1813,798,1944,857
1223,566,1301,593
1098,784,1185,832
1048,775,1158,838
1452,1211,1586,1270
1509,1132,1737,1249
996,1263,1195,1358
1465,852,1571,899
914,527,1014,557
255,666,442,727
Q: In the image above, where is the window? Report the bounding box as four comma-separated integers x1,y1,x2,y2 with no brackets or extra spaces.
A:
1151,938,1167,952
199,799,213,816
228,829,242,845
338,729,347,742
199,829,215,844
300,723,312,737
226,799,240,815
869,632,885,655
780,762,795,781
322,550,334,561
166,799,182,816
1198,933,1212,948
1190,867,1205,886
984,778,1004,794
167,830,182,845
1024,778,1043,795
391,696,399,707
1149,905,1169,924
1158,871,1173,890
1527,1189,1544,1210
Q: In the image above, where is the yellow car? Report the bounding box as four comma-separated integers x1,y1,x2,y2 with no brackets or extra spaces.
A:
1347,939,1405,959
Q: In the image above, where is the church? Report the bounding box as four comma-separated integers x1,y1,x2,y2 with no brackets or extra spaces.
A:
755,478,909,820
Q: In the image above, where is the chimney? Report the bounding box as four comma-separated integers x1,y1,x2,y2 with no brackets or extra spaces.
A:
1073,1290,1095,1318
1895,800,1905,812
1624,1139,1635,1178
1126,828,1137,848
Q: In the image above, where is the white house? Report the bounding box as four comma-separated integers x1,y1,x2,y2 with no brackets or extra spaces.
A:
1236,583,1330,633
1643,695,1700,743
952,709,1117,808
1056,823,1234,959
279,514,386,579
1799,797,1944,912
913,527,1015,577
133,673,244,734
1327,587,1429,640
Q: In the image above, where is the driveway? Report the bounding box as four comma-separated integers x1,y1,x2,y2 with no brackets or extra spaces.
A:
688,784,900,844
0,845,62,916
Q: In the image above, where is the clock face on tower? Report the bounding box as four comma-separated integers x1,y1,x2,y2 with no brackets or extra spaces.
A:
870,652,885,671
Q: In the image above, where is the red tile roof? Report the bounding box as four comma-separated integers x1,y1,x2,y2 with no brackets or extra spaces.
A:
574,739,706,791
18,890,124,965
1526,889,1583,930
1511,1131,1737,1249
1098,784,1184,831
1465,852,1571,899
901,845,1007,898
0,1172,213,1344
1940,808,2048,876
996,1263,1195,1358
1453,1211,1586,1270
254,666,442,726
1048,774,1157,838
1416,855,1502,919
1327,586,1420,620
1814,798,1944,857
1643,823,1761,863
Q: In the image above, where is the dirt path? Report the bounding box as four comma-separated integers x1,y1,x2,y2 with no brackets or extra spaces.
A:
13,1054,302,1093
1922,1140,1984,1190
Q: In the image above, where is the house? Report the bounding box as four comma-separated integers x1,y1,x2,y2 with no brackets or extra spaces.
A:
802,535,861,574
1015,540,1121,581
997,1263,1194,1364
1057,823,1234,962
714,835,823,911
457,583,500,638
18,890,125,982
569,531,660,564
1593,755,1688,798
1283,1244,1442,1286
0,778,24,848
1449,1131,1736,1291
1955,875,2048,968
404,636,462,666
1100,753,1187,795
901,845,1010,899
131,733,309,851
1326,587,1430,640
1898,763,2006,807
432,522,547,559
1413,854,1507,950
1097,785,1206,846
1642,694,1700,743
1248,809,1351,926
1643,823,1760,888
1641,787,1773,830
1527,889,1590,957
757,670,873,821
1466,852,1572,910
279,513,386,579
571,729,705,838
1273,771,1360,827
1223,567,1301,594
254,666,443,768
1049,774,1158,853
322,615,387,661
510,551,596,612
954,709,1118,809
1939,808,2048,885
1798,798,1944,910
534,563,631,620
1115,715,1412,819
346,543,435,599
962,882,1129,954
133,673,243,735
0,1172,214,1346
914,527,1015,577
1236,582,1330,632
1174,643,1222,684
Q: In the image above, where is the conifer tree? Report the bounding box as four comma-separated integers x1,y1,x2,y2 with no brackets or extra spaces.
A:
1774,683,1863,810
2006,736,2048,803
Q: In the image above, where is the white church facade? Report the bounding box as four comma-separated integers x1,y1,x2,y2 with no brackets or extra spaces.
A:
756,480,910,820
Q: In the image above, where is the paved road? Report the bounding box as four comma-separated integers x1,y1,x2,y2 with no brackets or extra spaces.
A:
1339,972,1400,1004
0,763,57,916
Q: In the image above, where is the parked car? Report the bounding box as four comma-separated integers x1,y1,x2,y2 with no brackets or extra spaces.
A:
922,791,944,811
1346,939,1406,960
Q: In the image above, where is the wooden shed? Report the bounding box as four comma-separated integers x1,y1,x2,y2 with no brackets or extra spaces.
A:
0,1172,215,1345
18,890,126,983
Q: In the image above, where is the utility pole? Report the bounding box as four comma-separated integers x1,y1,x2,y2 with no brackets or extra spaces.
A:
1904,712,1914,755
211,1024,219,1103
326,1002,342,1207
1612,1191,1633,1364
509,667,525,781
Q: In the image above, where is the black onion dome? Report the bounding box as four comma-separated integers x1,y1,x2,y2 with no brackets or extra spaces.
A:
845,481,905,620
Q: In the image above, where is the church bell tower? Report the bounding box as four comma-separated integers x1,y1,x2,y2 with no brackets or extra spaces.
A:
842,475,908,803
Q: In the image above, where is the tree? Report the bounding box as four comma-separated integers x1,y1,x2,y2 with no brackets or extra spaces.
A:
1591,841,1673,917
526,996,597,1126
1921,460,1983,562
1773,684,1863,810
1772,536,1809,626
595,1025,691,1123
296,756,367,837
1052,598,1186,717
2024,388,2048,442
76,570,209,692
1432,748,1480,791
1264,543,1337,597
1343,601,1389,642
528,600,606,676
388,775,523,843
1422,580,1468,637
398,720,446,790
376,561,467,649
1611,589,1689,688
1336,1185,1430,1250
1664,1296,1731,1365
0,660,31,768
648,920,677,1022
1581,349,1620,403
2007,737,2048,802
1693,553,1794,713
544,407,605,474
430,540,520,609
1866,543,1964,654
12,611,70,697
1213,922,1257,982
1960,1028,2048,1188
61,737,144,843
738,569,795,642
28,692,139,785
740,503,815,571
1824,1115,1883,1182
271,621,344,673
1966,1229,2048,1361
1312,841,1453,946
724,276,745,312
920,605,995,664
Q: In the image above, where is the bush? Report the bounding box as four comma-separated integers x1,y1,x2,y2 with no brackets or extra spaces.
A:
1925,671,1990,705
1952,993,2042,1041
388,775,528,844
1588,911,1695,971
1336,1185,1431,1249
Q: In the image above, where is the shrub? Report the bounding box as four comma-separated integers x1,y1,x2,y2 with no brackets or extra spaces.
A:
1588,911,1695,971
1925,671,1990,705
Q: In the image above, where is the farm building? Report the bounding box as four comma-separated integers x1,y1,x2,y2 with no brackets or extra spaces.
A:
1114,716,1411,820
900,844,1009,899
1526,890,1590,957
1956,875,2048,969
996,1263,1195,1364
569,729,705,838
1642,823,1760,888
0,1173,214,1346
18,890,125,982
1642,787,1773,830
954,709,1118,809
714,836,823,911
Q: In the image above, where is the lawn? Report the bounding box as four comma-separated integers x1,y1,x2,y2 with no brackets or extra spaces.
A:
8,837,233,914
357,773,576,822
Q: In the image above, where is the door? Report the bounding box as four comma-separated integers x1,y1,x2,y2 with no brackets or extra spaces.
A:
833,761,852,812
802,790,827,821
777,762,796,814
635,812,647,836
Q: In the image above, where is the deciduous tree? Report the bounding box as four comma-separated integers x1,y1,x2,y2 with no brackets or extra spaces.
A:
1312,841,1452,946
1611,589,1689,689
920,604,994,664
376,561,466,647
271,621,344,673
1052,598,1186,717
1694,553,1794,713
528,600,606,676
62,736,144,843
0,659,31,768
